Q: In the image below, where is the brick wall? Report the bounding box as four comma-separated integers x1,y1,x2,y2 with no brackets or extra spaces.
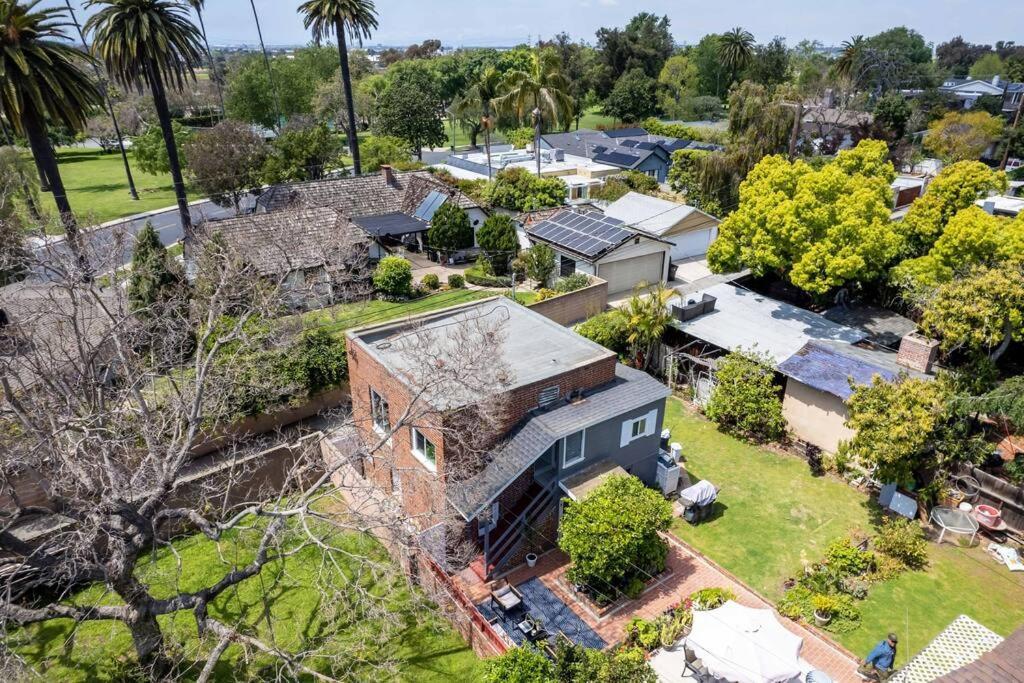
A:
527,276,608,326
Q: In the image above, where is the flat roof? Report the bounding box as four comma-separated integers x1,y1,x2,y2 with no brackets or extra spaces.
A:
560,460,629,501
671,283,867,364
603,192,706,236
348,297,616,410
976,195,1024,216
352,212,428,237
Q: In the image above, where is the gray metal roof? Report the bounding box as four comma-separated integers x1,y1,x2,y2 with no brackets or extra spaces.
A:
352,212,428,237
777,340,931,400
527,209,635,260
447,364,671,520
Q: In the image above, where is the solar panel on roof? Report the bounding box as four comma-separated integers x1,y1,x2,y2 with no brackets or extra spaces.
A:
413,190,448,220
528,210,635,258
619,140,639,148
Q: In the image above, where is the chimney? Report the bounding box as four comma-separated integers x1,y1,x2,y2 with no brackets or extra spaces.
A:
380,165,395,187
983,199,996,215
992,75,1001,87
896,332,940,374
823,88,835,109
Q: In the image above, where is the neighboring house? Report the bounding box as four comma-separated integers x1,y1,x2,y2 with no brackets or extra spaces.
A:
540,128,723,184
891,175,927,211
255,168,489,261
346,298,671,576
525,208,672,295
977,194,1024,217
668,283,938,452
938,76,1023,112
603,191,721,261
433,145,620,202
196,206,373,311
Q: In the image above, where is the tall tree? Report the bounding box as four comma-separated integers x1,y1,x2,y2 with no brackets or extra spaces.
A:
0,0,102,260
718,27,755,89
298,0,379,176
186,0,225,116
458,65,503,178
372,61,445,160
247,0,281,129
495,50,572,176
184,120,268,213
85,0,205,240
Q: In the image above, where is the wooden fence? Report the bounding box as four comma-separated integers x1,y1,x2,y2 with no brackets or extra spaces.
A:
964,465,1024,533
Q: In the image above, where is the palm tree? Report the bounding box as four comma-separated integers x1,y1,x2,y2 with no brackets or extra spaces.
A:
0,0,102,256
85,0,205,241
457,66,502,179
621,283,674,371
835,35,865,82
186,0,225,117
495,51,573,176
298,0,378,176
718,27,755,91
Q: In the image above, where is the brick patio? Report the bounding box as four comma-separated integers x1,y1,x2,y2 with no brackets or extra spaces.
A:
456,532,861,682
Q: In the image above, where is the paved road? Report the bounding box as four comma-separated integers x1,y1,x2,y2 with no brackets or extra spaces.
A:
31,197,247,278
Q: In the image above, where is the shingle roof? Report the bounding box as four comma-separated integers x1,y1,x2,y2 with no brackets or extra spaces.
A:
776,340,930,400
447,364,671,519
198,206,369,277
352,212,428,237
891,616,1008,683
934,626,1024,683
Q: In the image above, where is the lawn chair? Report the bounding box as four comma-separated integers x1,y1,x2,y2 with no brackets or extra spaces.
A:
490,580,524,615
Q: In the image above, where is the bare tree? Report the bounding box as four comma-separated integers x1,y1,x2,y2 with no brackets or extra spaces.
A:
0,221,510,680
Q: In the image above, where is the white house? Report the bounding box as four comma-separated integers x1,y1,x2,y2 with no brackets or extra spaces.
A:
602,192,721,261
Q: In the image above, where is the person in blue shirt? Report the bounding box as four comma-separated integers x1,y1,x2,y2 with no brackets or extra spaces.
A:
857,633,897,681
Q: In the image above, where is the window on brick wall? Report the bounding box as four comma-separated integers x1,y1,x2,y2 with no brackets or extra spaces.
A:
370,388,390,435
412,428,437,472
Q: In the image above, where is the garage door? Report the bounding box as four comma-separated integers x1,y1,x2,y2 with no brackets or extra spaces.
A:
669,227,717,261
598,253,664,294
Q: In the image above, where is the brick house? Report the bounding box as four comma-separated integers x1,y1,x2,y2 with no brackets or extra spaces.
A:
346,297,671,576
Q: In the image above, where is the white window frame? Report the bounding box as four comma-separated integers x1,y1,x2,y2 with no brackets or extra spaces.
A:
411,428,438,472
369,388,390,436
561,430,586,469
621,409,659,447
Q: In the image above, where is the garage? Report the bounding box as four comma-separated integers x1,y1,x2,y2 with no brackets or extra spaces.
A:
668,226,718,260
598,253,665,295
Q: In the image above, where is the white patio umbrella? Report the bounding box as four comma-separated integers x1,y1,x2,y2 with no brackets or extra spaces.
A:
687,600,803,683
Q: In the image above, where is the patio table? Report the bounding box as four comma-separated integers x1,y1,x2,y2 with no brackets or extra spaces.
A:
930,506,979,545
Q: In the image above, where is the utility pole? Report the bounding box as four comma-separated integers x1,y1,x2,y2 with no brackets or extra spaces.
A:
1000,94,1022,172
781,101,804,160
249,0,284,131
65,0,139,201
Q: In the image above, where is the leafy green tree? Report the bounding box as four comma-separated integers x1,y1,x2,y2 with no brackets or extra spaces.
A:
969,52,1004,80
921,265,1024,361
483,167,566,211
970,376,1024,427
505,127,536,149
620,284,674,371
705,350,786,442
482,644,554,683
667,148,723,214
604,68,659,123
575,310,630,356
559,475,673,596
495,50,572,176
284,328,348,394
657,54,699,118
359,134,409,172
746,37,791,89
476,214,518,275
708,140,901,295
86,0,206,239
936,36,992,77
924,110,1004,163
690,33,727,97
520,243,556,289
184,120,267,213
427,202,473,257
594,12,673,93
372,60,446,159
1,0,101,252
726,80,793,173
224,48,336,128
372,255,412,298
873,92,912,140
718,27,755,88
842,376,951,485
864,26,932,64
132,122,193,176
261,119,344,183
899,161,1007,255
591,170,660,202
128,222,183,313
298,0,379,175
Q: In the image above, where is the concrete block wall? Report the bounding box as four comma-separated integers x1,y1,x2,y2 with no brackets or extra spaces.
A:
527,276,609,326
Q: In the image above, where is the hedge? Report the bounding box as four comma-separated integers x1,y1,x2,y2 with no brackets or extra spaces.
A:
464,267,512,288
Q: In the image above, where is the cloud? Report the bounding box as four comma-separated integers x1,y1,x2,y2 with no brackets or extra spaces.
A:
597,0,618,5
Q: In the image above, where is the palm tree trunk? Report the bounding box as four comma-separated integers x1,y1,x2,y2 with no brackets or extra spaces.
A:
534,98,542,177
335,19,361,175
146,61,193,241
22,115,75,237
484,104,493,181
196,9,226,119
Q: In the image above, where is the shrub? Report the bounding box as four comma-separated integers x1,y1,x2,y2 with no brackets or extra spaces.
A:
283,328,348,394
464,265,512,287
505,127,536,149
477,214,519,275
576,311,630,356
554,272,591,294
825,537,875,576
592,170,661,201
447,273,465,289
624,576,646,600
482,644,553,683
427,202,473,255
421,273,440,290
360,135,409,172
519,243,556,288
1003,454,1024,486
560,475,673,598
626,616,662,651
873,517,929,570
704,350,786,442
372,256,413,298
484,167,566,211
812,593,838,616
689,587,736,611
840,576,870,599
554,642,657,683
534,288,557,302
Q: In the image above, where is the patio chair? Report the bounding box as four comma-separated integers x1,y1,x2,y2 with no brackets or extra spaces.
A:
490,581,524,614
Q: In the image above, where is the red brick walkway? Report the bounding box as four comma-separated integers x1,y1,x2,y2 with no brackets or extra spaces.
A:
457,533,860,682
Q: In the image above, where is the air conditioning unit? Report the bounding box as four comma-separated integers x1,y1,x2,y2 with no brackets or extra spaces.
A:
656,451,681,496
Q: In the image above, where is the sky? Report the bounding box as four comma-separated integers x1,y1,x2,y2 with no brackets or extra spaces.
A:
46,0,1024,50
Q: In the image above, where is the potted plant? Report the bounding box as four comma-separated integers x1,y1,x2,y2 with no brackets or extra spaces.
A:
812,594,835,626
524,523,541,568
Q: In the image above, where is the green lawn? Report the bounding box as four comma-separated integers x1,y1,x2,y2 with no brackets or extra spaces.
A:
10,523,481,681
38,147,186,227
300,288,494,336
664,398,1024,665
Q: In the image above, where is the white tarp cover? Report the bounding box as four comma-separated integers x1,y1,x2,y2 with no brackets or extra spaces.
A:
687,601,803,683
680,480,717,506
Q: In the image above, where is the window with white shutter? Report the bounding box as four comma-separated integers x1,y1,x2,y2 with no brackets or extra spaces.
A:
620,409,658,447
